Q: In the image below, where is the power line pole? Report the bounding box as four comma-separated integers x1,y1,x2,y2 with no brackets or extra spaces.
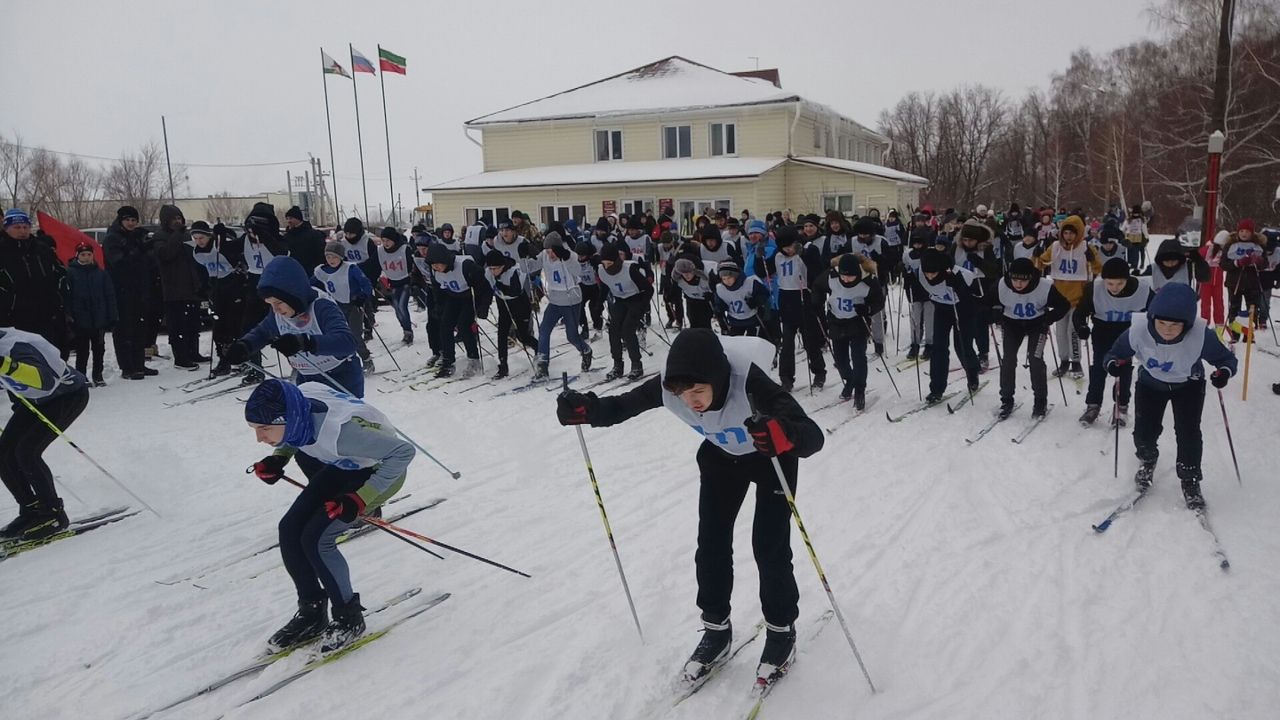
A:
413,166,421,225
161,115,176,201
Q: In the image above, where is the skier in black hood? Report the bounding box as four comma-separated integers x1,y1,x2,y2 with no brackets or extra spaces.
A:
557,328,824,693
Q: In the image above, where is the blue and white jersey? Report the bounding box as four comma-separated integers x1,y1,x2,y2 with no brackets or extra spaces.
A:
296,382,396,469
377,244,410,282
598,261,642,299
1092,278,1150,324
314,263,356,304
715,276,763,321
674,261,715,300
997,281,1052,320
432,256,474,294
245,240,276,275
273,298,347,373
774,253,807,291
1224,240,1265,264
660,336,775,457
194,247,234,279
339,234,374,264
920,267,976,306
826,280,872,320
1128,312,1208,384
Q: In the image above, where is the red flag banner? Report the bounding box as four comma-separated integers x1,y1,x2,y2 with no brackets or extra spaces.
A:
36,211,104,268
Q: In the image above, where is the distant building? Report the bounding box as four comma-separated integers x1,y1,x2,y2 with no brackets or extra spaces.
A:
428,56,927,232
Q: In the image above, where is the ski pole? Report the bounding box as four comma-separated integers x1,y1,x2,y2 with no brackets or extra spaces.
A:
245,360,463,480
1112,384,1120,479
746,394,876,694
271,474,444,560
370,324,403,372
9,391,160,518
989,323,1003,367
914,347,923,401
1046,329,1069,407
864,316,901,398
561,372,645,642
1242,305,1255,401
1215,389,1243,486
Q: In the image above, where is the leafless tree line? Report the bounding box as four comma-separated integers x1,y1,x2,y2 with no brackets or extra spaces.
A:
1,135,187,227
880,0,1280,230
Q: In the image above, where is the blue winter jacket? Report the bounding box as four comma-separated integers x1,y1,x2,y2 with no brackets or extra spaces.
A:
243,256,357,360
66,260,119,330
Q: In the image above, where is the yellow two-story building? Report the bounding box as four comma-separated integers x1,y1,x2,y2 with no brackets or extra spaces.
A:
428,56,927,233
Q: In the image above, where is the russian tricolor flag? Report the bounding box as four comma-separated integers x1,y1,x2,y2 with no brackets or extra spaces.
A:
351,47,376,74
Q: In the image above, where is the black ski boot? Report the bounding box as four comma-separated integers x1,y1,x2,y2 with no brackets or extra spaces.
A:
1178,464,1205,510
0,502,41,539
532,358,550,381
266,598,329,654
1112,404,1129,428
403,331,414,345
681,617,732,684
781,378,795,393
853,388,866,411
812,372,826,390
906,344,920,360
840,381,854,401
604,363,625,382
210,358,232,377
21,500,69,541
425,353,442,368
580,348,593,372
627,362,645,381
492,364,509,380
920,345,932,361
1134,462,1156,492
979,354,990,371
320,594,366,654
924,391,944,405
755,622,797,687
1052,360,1070,378
435,362,455,379
997,399,1015,420
874,342,885,356
1031,399,1048,419
1069,360,1084,379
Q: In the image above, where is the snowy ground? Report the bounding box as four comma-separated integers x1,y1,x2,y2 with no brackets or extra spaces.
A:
2,302,1280,720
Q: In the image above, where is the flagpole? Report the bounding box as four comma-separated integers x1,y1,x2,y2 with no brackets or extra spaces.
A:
378,44,397,227
320,48,341,227
349,43,370,220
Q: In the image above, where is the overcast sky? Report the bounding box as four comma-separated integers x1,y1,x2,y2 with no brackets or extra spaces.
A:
3,0,1161,216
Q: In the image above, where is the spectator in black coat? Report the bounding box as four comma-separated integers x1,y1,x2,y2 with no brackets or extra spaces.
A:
0,208,68,349
101,206,159,379
151,204,205,369
283,205,326,275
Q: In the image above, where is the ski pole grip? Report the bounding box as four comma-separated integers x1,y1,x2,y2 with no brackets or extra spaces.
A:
561,371,571,392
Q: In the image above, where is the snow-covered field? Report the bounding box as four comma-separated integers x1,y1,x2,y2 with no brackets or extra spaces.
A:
3,304,1279,720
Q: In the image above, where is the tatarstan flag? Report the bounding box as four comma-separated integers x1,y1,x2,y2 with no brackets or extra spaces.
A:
378,47,406,75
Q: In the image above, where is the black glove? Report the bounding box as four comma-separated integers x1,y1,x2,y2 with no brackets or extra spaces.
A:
1076,324,1091,341
744,415,795,457
556,390,598,426
224,340,251,365
1210,367,1232,389
271,333,314,357
252,455,288,484
1106,358,1130,377
987,306,1004,324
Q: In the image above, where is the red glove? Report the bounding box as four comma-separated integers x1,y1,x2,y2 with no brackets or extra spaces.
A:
253,455,288,484
744,416,795,457
324,493,366,523
379,276,392,291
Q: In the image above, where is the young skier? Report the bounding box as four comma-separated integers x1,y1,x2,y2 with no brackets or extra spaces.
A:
191,222,245,377
337,218,381,342
850,218,888,356
955,220,1002,369
902,227,936,360
990,258,1071,419
1219,219,1268,334
919,249,983,403
822,254,884,407
575,241,605,339
315,243,376,373
532,232,594,380
224,256,363,396
483,251,538,379
0,328,89,540
245,379,414,653
1122,205,1150,271
1010,228,1043,262
1074,258,1153,426
65,242,117,385
409,234,444,367
1035,216,1101,379
713,261,772,338
657,231,684,329
1103,283,1237,508
423,243,490,379
555,329,824,689
597,244,651,381
768,227,827,391
671,257,717,330
240,205,290,382
376,227,415,345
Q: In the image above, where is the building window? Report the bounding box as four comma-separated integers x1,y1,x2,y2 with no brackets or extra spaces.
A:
622,199,653,217
464,207,510,228
663,125,692,159
709,122,737,157
594,129,622,162
540,204,588,228
821,194,854,214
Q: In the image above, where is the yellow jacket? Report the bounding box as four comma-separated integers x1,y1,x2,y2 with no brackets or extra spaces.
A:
1034,216,1101,307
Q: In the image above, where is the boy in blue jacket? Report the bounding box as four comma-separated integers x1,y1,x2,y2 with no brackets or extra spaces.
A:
225,256,363,396
65,243,117,385
1104,283,1237,508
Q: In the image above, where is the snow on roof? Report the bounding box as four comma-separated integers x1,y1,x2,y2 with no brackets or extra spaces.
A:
793,156,929,185
430,157,787,192
467,56,800,126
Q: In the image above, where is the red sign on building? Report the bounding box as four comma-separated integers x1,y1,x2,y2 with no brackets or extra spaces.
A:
602,200,617,216
658,198,673,213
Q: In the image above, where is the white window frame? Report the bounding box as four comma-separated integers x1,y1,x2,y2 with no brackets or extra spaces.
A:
662,124,692,159
464,206,511,227
709,122,738,157
621,199,654,217
821,194,854,214
676,198,732,235
540,204,589,228
593,129,623,162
